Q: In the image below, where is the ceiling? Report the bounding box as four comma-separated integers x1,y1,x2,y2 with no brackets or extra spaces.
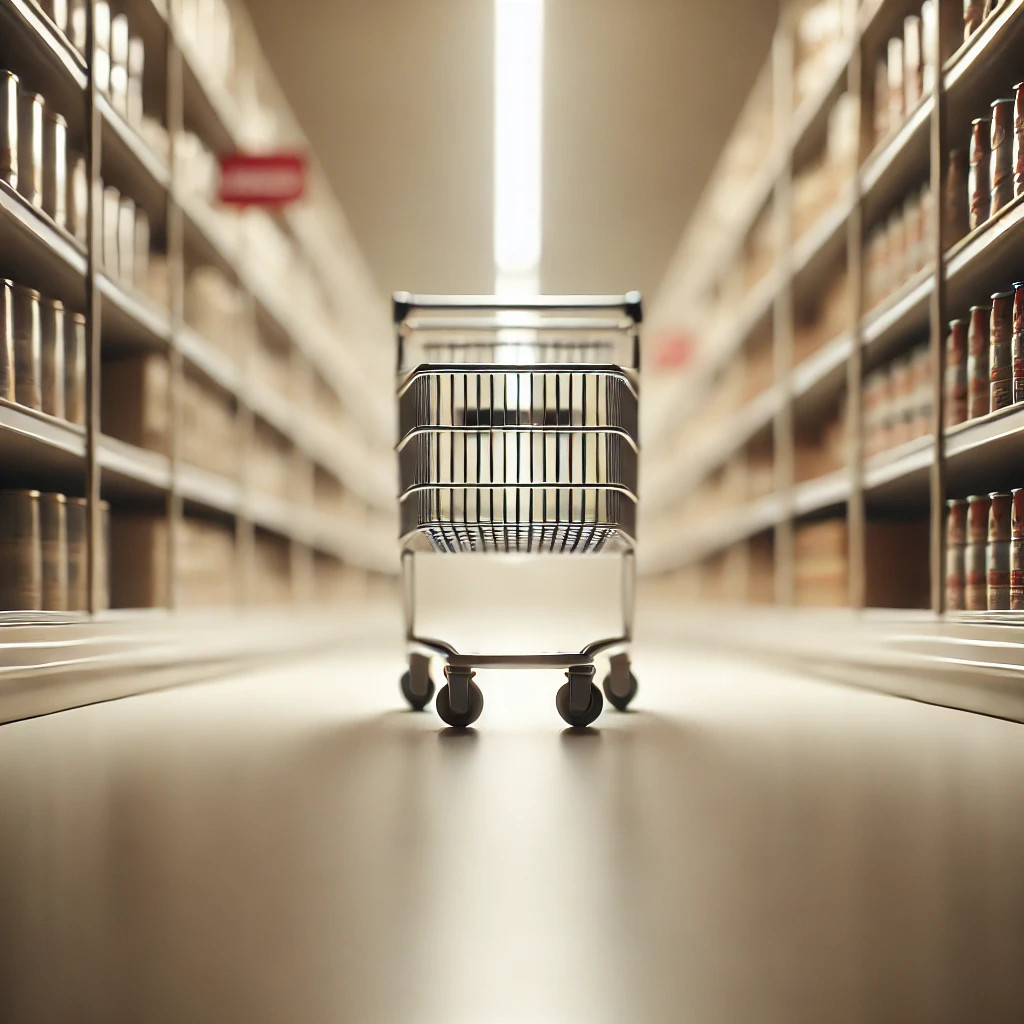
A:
244,0,780,303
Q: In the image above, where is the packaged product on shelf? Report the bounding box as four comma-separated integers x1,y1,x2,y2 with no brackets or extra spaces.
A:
0,279,12,402
1012,488,1024,610
1014,82,1024,198
967,303,991,419
887,37,904,132
921,1,938,94
873,56,889,146
66,497,109,611
988,491,1012,610
41,110,67,229
965,494,990,610
944,149,969,246
0,71,16,186
945,318,968,426
64,310,85,425
989,288,1013,412
127,37,145,127
102,185,120,278
101,353,170,453
963,0,984,40
134,207,150,290
946,498,967,611
69,0,86,53
903,15,923,111
1014,281,1024,404
40,297,65,420
911,344,933,437
38,492,67,612
181,375,238,479
969,117,991,230
67,153,87,244
94,2,111,95
184,267,246,359
0,490,42,611
110,13,130,116
12,284,41,411
118,195,136,286
989,98,1015,217
16,90,43,207
254,533,293,606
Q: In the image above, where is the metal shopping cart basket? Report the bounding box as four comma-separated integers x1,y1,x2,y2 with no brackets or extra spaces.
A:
394,292,641,728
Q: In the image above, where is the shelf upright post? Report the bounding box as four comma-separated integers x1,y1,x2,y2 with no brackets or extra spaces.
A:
929,2,950,614
84,0,101,614
165,11,186,610
772,18,796,606
846,19,866,610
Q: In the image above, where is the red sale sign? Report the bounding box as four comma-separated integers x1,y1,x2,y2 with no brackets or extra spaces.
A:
218,152,307,206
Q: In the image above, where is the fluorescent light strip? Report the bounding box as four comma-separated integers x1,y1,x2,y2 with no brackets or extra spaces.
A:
494,0,544,296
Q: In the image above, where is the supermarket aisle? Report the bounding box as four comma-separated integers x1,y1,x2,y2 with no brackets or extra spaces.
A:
2,644,1024,1024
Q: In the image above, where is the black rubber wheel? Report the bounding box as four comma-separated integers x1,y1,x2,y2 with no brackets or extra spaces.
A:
602,670,638,712
436,680,484,728
400,670,435,711
556,680,604,728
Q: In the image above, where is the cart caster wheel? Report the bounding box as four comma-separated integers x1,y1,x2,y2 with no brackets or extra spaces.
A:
436,679,483,728
557,677,603,728
400,670,435,711
603,659,638,712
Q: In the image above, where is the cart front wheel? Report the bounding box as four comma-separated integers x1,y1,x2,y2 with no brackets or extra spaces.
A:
556,678,604,728
400,670,435,711
436,679,484,728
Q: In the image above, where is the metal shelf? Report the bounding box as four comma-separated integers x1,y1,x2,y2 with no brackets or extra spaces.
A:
792,333,852,411
794,468,850,517
178,463,244,517
98,274,172,352
864,435,933,502
176,324,242,397
99,434,172,496
0,399,86,484
859,92,933,221
792,193,853,296
97,94,171,216
791,41,853,169
861,268,932,354
945,194,1024,310
945,404,1024,492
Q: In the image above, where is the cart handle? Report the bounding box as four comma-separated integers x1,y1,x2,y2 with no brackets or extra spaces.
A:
392,292,643,326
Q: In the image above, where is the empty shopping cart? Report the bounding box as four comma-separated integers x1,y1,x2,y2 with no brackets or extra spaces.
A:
394,292,641,727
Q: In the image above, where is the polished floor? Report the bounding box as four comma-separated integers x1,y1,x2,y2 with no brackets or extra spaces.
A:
2,641,1024,1023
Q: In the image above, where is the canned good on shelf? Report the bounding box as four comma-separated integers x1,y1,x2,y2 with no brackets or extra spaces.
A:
42,110,67,229
0,279,13,402
969,117,991,231
40,297,66,420
66,496,87,611
1012,488,1024,610
946,498,968,612
990,289,1014,412
95,2,112,95
103,185,121,278
873,57,889,145
1015,282,1024,406
64,310,86,425
67,153,87,244
990,98,1015,218
967,304,991,419
903,16,923,111
0,70,18,187
127,37,145,127
0,490,42,611
16,90,43,207
988,491,1012,610
945,318,968,427
1014,82,1024,198
39,492,68,612
118,195,136,286
887,37,904,133
98,500,110,612
135,207,150,287
966,494,991,611
12,284,41,411
110,13,130,116
944,149,969,247
921,1,938,95
69,0,86,52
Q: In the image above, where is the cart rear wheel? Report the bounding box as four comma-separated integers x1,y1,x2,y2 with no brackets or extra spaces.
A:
436,680,484,728
400,670,435,711
603,668,638,712
556,679,603,728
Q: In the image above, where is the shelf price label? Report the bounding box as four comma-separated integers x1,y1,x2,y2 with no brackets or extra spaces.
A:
218,152,307,206
654,329,696,371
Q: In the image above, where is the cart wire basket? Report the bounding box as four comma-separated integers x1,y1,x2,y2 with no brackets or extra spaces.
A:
394,292,641,728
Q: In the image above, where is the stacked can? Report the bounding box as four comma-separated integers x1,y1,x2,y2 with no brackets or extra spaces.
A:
990,98,1015,218
990,289,1014,412
1014,83,1024,198
965,494,990,611
41,109,67,229
0,279,12,402
64,310,86,425
1012,488,1024,610
39,492,68,611
0,491,42,611
967,303,990,419
988,491,1012,610
12,284,41,411
946,318,968,426
969,117,991,230
947,498,968,611
16,89,43,208
41,297,66,420
1014,282,1024,405
1,70,16,186
945,149,969,246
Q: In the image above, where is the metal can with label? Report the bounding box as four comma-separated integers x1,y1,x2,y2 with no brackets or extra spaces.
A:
16,90,43,207
40,296,66,420
0,278,13,402
946,318,968,427
1011,488,1024,610
970,118,991,230
944,148,969,247
966,494,991,610
66,152,87,244
947,498,968,611
1014,282,1024,405
39,492,68,611
12,284,41,410
988,491,1012,610
990,289,1014,412
42,109,67,229
967,304,991,419
127,37,145,127
0,69,18,186
1015,82,1024,197
66,496,87,611
990,98,1015,217
64,309,86,425
0,490,42,611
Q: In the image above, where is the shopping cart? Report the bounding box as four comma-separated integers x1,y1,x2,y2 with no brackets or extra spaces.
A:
394,292,641,727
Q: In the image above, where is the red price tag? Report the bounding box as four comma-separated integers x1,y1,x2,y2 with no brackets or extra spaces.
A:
219,151,307,207
654,330,696,370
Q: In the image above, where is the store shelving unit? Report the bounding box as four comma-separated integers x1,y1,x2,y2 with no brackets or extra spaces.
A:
0,0,395,719
644,0,1024,718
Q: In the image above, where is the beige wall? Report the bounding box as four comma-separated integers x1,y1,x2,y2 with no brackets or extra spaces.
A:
244,0,778,300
